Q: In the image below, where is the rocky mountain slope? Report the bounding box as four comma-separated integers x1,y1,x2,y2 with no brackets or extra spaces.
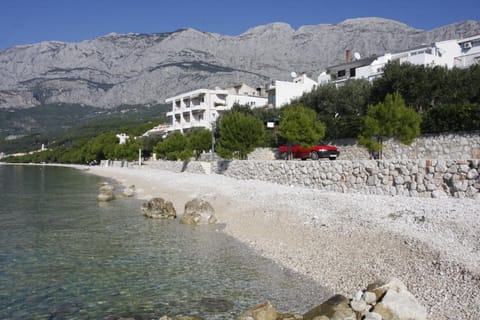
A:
1,17,479,109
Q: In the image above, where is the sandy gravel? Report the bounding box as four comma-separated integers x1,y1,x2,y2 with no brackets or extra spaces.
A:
84,165,480,319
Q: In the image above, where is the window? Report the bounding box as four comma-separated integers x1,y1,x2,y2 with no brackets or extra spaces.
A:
349,68,356,77
337,70,346,78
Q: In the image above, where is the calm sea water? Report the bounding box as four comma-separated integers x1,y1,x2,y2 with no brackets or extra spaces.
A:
0,165,329,319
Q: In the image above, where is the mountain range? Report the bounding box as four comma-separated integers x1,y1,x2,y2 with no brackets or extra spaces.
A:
1,17,480,109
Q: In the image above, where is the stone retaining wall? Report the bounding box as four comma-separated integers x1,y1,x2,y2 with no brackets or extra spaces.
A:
337,131,480,160
249,132,480,161
142,159,209,174
212,159,480,199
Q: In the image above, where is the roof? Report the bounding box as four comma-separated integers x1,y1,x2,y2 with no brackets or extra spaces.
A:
327,56,377,71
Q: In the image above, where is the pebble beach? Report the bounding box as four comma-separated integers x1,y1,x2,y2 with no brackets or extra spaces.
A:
84,165,480,319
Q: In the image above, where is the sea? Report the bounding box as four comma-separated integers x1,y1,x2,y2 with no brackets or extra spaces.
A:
0,165,329,319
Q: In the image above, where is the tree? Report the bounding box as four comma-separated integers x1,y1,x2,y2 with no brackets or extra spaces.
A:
113,137,143,161
279,104,326,147
153,131,193,161
422,103,480,133
216,111,264,160
358,92,422,158
187,127,212,159
295,79,370,139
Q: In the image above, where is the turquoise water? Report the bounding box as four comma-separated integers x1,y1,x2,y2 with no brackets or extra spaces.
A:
0,165,329,319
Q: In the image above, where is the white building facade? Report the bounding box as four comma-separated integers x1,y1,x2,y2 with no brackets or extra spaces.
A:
266,73,318,108
165,84,267,133
320,34,480,85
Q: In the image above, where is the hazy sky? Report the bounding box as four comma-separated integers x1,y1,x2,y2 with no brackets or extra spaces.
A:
1,0,479,50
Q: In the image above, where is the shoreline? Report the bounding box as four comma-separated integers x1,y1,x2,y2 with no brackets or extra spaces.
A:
82,165,480,319
4,163,479,318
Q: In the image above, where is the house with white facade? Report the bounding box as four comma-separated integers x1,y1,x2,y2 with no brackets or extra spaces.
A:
319,34,480,85
142,123,169,137
455,34,480,67
266,73,318,108
165,83,267,133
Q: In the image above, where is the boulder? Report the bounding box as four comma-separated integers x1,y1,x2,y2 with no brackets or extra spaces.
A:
180,198,217,225
97,182,116,202
99,184,115,193
158,316,202,320
122,185,135,197
303,294,355,320
236,301,277,320
372,279,427,320
97,191,115,202
141,197,177,219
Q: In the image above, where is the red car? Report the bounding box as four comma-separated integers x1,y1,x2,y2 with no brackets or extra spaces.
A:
278,143,340,160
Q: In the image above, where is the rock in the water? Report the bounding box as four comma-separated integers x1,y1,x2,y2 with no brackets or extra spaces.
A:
99,184,115,193
158,316,202,320
276,313,303,320
141,197,177,219
97,182,116,202
303,294,355,320
97,191,115,202
372,279,427,320
236,301,277,320
180,198,217,225
122,185,135,197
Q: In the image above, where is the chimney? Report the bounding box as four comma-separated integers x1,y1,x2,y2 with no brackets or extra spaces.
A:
346,50,351,63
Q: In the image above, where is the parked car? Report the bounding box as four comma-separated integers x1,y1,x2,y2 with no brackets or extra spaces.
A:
278,143,340,160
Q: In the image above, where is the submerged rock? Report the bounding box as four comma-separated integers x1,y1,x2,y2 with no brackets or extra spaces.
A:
141,197,176,219
180,198,217,225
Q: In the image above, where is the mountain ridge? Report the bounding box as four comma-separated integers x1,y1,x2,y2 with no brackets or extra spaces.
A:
1,17,479,109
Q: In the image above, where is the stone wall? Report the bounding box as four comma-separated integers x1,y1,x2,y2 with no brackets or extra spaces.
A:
212,159,480,199
142,159,210,174
248,132,480,161
335,131,480,160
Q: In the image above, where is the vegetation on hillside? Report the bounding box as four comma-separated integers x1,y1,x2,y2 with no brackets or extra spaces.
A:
2,63,479,164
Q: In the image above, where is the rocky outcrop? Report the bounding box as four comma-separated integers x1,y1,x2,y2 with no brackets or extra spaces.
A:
180,198,217,225
141,197,176,219
1,18,479,109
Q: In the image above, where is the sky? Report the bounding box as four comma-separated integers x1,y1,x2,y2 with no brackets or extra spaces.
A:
1,0,479,50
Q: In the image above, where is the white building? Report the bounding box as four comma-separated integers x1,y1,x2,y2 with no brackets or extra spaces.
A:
142,123,169,137
116,133,129,144
266,73,318,108
165,84,267,133
320,34,480,85
455,35,480,68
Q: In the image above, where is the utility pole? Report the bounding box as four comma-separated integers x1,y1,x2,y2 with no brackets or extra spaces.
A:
210,121,215,161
